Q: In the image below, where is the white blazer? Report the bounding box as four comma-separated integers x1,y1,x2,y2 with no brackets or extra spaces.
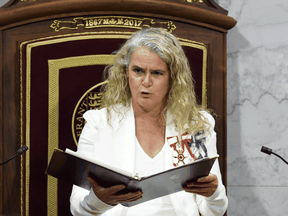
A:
70,104,228,216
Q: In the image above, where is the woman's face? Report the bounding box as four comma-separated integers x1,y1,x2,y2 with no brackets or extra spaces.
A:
127,47,170,112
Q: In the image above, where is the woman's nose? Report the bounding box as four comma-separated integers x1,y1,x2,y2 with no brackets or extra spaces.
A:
142,73,152,87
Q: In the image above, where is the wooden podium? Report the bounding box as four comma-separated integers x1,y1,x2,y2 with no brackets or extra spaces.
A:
0,0,236,215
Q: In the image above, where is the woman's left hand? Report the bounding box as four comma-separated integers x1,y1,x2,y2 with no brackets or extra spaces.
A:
183,173,218,197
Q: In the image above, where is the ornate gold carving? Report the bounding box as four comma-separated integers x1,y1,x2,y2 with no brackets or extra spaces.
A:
181,0,205,3
50,16,176,33
72,82,107,145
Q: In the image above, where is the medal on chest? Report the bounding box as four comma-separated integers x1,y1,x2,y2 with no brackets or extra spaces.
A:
167,131,208,167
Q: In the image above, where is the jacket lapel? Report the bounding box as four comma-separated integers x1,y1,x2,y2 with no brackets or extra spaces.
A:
110,104,136,176
164,111,178,170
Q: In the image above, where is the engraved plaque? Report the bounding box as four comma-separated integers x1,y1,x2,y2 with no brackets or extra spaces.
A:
72,81,107,145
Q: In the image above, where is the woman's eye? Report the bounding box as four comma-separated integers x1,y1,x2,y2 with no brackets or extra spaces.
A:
133,68,142,74
153,71,163,76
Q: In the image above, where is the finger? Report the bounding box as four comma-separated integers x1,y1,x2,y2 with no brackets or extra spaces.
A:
87,177,126,195
187,181,212,187
87,177,101,189
184,186,209,192
114,191,143,201
184,190,211,197
111,194,142,205
105,184,126,195
183,186,212,195
197,174,217,183
115,192,143,203
122,194,142,202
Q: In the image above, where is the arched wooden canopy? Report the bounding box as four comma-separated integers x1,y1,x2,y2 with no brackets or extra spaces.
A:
0,0,236,30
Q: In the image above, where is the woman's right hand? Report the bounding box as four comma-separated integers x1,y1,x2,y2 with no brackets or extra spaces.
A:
88,177,143,206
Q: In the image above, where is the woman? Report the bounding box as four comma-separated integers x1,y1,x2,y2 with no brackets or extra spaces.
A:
70,28,228,215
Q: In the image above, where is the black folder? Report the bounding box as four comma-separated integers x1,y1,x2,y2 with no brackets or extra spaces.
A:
46,148,217,207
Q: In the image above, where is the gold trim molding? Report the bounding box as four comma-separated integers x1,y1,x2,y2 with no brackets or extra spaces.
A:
179,38,208,108
51,16,176,33
48,56,113,147
181,0,205,3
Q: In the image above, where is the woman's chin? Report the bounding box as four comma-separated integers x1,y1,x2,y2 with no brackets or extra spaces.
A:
139,101,162,111
132,97,165,112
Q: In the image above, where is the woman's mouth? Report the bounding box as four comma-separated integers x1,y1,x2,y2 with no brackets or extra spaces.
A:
140,92,152,96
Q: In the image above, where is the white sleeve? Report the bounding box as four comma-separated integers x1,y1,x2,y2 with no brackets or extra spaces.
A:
196,112,228,216
70,185,113,216
70,110,114,215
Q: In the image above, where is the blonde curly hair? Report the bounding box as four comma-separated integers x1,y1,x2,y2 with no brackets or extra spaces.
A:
101,27,211,134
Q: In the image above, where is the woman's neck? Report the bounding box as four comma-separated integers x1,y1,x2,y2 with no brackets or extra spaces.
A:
132,102,166,125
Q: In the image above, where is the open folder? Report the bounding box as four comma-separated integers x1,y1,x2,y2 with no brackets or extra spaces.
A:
46,148,218,207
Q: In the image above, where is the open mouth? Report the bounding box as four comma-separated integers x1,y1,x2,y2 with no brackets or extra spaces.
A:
140,92,152,96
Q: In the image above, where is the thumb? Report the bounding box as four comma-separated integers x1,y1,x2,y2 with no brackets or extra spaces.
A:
87,177,100,188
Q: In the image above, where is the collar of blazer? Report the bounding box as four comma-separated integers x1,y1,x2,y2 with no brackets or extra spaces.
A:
107,103,180,175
